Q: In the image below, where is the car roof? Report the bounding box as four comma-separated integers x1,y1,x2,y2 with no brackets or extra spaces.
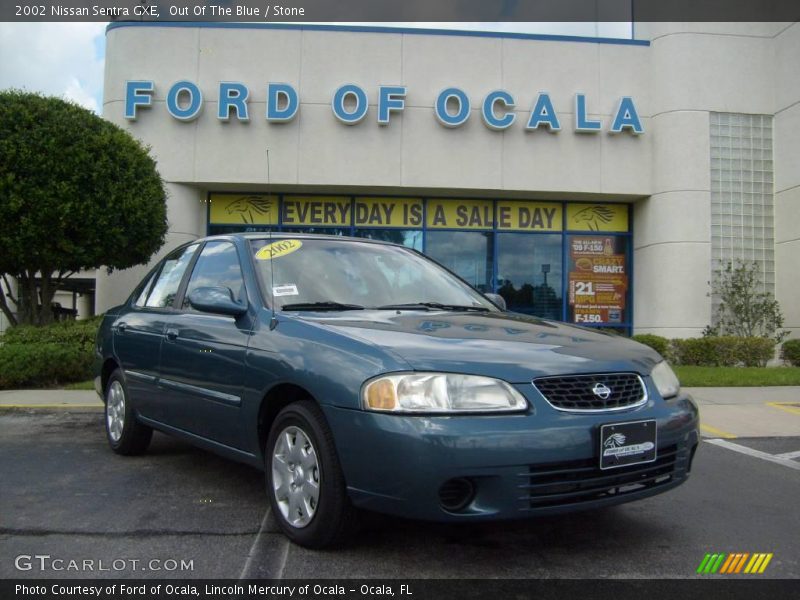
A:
194,232,400,246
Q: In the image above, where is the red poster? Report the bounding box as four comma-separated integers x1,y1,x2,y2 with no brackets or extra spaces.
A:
568,236,628,325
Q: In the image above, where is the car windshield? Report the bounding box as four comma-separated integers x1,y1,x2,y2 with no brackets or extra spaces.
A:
250,237,497,311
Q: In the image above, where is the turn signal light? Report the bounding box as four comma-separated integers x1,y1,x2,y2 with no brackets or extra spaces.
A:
365,379,397,410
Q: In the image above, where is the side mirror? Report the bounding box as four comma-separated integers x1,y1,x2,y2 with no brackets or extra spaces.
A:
484,293,506,311
187,286,247,317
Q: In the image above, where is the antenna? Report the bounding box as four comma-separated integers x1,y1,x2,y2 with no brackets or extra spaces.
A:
267,148,278,330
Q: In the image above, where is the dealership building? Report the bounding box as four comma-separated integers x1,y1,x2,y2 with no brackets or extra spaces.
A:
92,21,799,338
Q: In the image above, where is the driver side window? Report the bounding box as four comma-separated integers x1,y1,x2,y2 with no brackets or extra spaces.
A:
182,241,246,310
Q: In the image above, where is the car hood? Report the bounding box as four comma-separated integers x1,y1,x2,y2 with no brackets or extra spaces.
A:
301,310,661,383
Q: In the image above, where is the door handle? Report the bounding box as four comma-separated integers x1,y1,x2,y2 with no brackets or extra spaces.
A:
116,322,128,333
165,328,179,341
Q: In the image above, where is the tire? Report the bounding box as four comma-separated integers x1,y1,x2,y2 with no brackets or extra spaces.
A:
265,400,359,548
104,369,153,455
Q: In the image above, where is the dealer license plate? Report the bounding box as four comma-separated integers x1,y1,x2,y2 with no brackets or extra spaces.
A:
599,419,657,470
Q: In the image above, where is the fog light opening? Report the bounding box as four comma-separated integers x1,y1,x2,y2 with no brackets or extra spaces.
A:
438,477,476,512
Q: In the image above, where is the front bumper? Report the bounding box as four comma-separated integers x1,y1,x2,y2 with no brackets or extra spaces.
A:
323,384,699,522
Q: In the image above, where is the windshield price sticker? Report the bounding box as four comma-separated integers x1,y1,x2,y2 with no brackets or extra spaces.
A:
272,284,299,297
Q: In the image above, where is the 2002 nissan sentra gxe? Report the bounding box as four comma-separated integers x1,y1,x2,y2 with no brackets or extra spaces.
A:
94,233,699,547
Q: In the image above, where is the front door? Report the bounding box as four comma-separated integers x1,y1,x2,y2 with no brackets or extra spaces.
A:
158,240,252,449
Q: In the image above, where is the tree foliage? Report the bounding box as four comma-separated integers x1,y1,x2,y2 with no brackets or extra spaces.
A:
0,90,168,325
705,260,788,343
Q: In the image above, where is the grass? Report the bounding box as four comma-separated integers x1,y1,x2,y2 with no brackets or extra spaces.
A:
675,366,800,387
63,380,95,390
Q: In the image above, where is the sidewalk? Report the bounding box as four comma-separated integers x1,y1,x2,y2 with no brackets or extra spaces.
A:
1,386,798,439
0,389,102,409
685,386,800,438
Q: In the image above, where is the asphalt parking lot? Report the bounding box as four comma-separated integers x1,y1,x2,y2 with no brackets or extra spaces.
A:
1,409,798,580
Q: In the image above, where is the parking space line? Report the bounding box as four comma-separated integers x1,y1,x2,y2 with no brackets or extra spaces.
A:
706,438,800,471
774,450,800,460
700,423,737,439
239,506,291,581
238,509,272,580
766,402,800,417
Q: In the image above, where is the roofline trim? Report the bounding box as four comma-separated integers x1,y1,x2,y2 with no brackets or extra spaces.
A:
105,21,650,46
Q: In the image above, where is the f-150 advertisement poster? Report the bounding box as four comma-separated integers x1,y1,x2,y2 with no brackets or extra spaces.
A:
568,236,629,325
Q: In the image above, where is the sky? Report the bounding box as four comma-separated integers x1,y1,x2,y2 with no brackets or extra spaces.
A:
0,22,630,115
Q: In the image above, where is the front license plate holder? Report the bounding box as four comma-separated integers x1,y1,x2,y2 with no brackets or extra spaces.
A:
599,419,657,470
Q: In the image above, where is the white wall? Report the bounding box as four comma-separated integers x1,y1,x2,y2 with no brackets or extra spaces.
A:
97,23,799,340
633,22,791,338
773,23,800,339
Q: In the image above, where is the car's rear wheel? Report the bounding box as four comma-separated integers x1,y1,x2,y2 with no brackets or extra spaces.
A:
265,400,358,548
105,369,152,455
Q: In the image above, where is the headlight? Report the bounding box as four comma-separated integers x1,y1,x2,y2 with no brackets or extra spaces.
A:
651,361,680,399
362,373,528,414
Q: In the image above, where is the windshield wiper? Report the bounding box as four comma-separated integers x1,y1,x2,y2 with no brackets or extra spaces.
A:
280,301,365,311
375,302,490,312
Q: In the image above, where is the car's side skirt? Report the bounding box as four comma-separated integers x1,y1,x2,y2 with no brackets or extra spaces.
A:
136,414,262,469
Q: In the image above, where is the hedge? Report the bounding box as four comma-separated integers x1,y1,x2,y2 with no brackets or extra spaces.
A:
2,317,101,346
670,336,775,367
0,342,94,388
631,334,670,358
0,318,100,389
782,339,800,367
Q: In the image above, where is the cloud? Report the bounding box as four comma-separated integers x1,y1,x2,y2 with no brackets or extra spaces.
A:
0,21,630,117
0,22,106,113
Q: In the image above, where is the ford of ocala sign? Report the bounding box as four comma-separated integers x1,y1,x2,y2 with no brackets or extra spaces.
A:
124,81,644,134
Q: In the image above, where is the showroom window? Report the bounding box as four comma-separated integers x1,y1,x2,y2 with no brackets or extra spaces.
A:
207,194,632,332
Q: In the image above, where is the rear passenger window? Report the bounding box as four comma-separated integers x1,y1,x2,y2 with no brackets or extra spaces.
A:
133,270,159,307
145,244,199,308
182,241,246,310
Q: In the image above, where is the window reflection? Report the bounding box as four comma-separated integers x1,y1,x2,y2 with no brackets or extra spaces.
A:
354,229,423,251
425,232,494,292
497,234,563,319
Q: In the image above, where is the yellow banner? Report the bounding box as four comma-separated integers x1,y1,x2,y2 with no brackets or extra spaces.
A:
354,198,423,228
209,194,278,225
496,201,562,231
281,196,352,226
566,203,629,232
426,199,494,229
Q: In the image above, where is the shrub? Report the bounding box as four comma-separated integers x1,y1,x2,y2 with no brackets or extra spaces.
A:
671,336,775,367
781,339,800,366
0,342,93,388
631,334,670,357
671,337,732,367
736,337,776,367
3,317,100,348
0,318,100,389
708,260,788,343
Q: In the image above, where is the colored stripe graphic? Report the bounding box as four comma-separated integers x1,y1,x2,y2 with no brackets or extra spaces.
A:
719,554,736,574
698,552,773,574
758,554,773,573
734,553,750,573
697,554,713,574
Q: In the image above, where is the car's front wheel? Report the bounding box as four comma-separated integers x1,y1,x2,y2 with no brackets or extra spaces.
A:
105,369,153,455
265,401,358,548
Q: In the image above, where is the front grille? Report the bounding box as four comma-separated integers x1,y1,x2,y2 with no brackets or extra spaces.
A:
519,445,685,510
533,372,646,412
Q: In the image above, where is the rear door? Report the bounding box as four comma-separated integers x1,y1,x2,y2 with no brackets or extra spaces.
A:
112,243,199,421
158,240,253,448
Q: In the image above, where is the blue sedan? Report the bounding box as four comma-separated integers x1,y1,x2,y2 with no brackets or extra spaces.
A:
94,233,699,548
